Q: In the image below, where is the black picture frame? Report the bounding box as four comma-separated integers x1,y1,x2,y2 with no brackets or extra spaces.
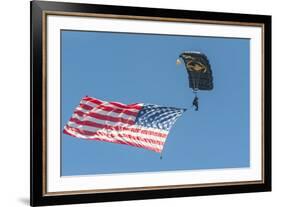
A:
31,1,271,206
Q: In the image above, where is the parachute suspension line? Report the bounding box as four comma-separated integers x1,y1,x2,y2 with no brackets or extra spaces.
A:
190,71,197,92
192,90,199,111
192,77,196,92
196,71,202,90
189,71,200,111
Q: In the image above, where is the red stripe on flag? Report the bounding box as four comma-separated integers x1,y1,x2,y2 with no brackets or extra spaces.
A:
64,125,165,146
109,102,142,110
77,103,139,117
71,112,135,125
79,103,93,110
69,116,167,138
82,96,104,105
82,96,142,110
64,127,161,153
95,105,139,116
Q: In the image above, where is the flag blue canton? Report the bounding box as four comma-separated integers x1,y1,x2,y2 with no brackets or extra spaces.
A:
135,104,186,131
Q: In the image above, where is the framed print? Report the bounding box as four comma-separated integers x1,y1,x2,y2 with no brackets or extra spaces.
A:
30,0,271,206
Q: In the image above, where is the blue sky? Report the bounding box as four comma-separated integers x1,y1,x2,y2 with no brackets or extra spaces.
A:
61,30,250,176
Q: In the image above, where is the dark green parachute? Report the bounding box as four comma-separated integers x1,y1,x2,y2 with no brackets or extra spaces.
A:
177,51,213,110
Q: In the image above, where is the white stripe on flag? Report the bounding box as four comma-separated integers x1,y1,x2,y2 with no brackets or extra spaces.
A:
64,126,164,152
66,121,167,143
80,99,141,113
74,107,137,121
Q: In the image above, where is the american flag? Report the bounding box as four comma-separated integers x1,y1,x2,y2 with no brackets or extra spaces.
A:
63,96,186,153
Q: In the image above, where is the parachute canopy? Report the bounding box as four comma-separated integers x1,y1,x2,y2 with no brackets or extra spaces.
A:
178,51,213,91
